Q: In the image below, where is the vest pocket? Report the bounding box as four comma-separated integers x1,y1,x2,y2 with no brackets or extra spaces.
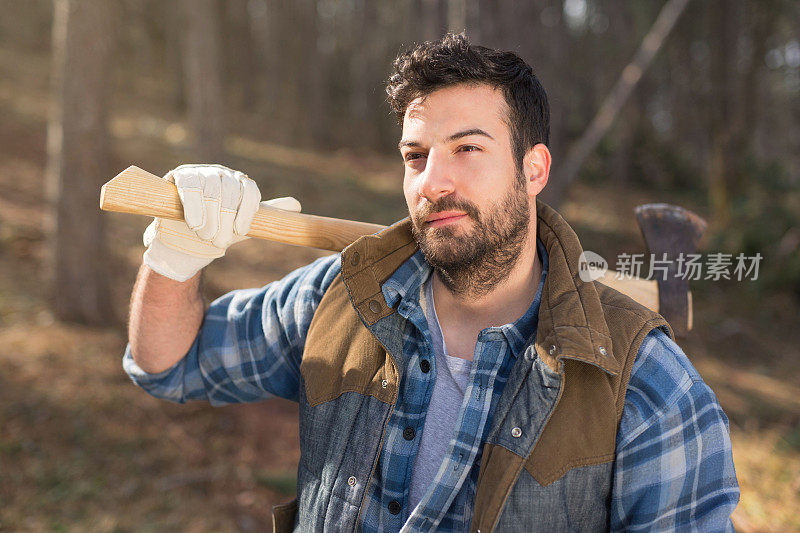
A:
272,497,298,532
301,275,397,407
300,340,397,407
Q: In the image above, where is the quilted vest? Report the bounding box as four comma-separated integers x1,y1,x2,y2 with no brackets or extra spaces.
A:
273,199,672,532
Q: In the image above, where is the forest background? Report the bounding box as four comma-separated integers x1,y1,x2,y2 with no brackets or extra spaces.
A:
1,0,799,531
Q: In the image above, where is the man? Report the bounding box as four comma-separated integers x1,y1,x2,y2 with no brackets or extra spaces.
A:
124,34,739,531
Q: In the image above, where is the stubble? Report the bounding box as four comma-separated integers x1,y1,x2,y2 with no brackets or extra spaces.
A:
410,175,530,297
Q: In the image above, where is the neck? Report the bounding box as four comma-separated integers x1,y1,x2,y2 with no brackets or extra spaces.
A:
433,228,542,328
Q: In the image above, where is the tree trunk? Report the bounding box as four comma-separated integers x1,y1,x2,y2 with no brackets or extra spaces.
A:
477,0,501,46
522,0,571,207
706,0,744,228
248,0,280,120
45,0,116,325
164,2,186,112
422,0,447,41
224,0,259,111
447,0,467,33
301,0,331,148
464,0,480,41
350,0,381,148
180,0,225,161
271,0,304,144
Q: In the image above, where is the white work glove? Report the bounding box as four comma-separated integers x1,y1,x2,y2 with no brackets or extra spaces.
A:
143,164,301,282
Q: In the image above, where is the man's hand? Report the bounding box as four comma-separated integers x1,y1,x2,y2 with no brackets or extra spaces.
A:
142,164,301,281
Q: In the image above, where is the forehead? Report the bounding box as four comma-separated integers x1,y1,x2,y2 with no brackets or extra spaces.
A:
402,84,509,140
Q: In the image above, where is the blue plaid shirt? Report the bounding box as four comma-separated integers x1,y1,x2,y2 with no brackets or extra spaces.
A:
124,241,738,531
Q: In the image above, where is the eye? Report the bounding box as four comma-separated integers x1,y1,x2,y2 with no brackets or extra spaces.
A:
458,145,481,153
404,152,426,162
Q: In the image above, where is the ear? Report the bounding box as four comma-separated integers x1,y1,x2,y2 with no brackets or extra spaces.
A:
523,144,551,197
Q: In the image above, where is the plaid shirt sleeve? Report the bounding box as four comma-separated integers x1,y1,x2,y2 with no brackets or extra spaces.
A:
610,327,739,532
123,254,341,406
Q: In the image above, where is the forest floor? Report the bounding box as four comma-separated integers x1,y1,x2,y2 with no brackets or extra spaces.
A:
1,45,799,532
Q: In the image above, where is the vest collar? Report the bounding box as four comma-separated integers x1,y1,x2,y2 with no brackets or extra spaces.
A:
340,199,620,376
533,199,618,375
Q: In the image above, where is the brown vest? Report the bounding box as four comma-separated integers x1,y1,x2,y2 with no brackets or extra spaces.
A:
297,199,672,531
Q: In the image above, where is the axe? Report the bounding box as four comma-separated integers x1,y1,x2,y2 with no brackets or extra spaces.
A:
100,166,705,337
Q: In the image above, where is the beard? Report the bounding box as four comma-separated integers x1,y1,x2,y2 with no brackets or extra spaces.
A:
410,174,531,297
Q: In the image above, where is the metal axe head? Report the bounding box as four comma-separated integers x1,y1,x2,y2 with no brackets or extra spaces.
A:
634,203,708,338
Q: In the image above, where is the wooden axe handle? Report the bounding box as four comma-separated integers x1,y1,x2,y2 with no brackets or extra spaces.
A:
100,166,678,326
100,166,385,251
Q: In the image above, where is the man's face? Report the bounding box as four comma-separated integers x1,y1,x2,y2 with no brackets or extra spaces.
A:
399,84,531,284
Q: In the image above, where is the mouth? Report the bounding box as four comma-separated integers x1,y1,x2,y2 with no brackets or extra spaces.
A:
424,211,468,228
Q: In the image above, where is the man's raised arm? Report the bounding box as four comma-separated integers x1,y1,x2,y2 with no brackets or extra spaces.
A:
128,266,204,374
125,164,301,374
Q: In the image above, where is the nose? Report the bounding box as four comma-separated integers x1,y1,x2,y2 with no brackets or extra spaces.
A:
417,150,454,203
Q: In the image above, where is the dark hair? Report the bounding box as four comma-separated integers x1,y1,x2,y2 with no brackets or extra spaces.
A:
386,33,550,173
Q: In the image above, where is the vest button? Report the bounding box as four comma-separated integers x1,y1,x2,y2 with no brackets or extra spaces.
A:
403,427,416,440
511,426,522,438
419,359,431,373
599,346,607,356
381,379,388,388
549,345,556,355
369,300,381,313
388,500,401,515
350,251,360,266
347,476,357,486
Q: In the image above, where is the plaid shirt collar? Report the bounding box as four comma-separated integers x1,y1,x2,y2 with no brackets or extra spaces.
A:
380,240,549,358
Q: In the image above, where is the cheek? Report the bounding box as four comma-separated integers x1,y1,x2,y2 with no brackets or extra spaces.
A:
454,160,491,196
403,173,417,209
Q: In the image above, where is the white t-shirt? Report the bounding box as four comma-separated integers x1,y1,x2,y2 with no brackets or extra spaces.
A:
407,274,473,513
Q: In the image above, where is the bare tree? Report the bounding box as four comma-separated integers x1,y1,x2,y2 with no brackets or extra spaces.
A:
224,0,259,111
517,0,572,206
180,0,225,161
350,0,381,148
706,0,750,228
447,0,467,33
45,0,116,325
420,0,448,41
301,0,331,148
550,0,692,207
247,0,280,119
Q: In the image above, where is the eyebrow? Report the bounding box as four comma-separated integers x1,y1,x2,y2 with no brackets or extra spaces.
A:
398,128,495,150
